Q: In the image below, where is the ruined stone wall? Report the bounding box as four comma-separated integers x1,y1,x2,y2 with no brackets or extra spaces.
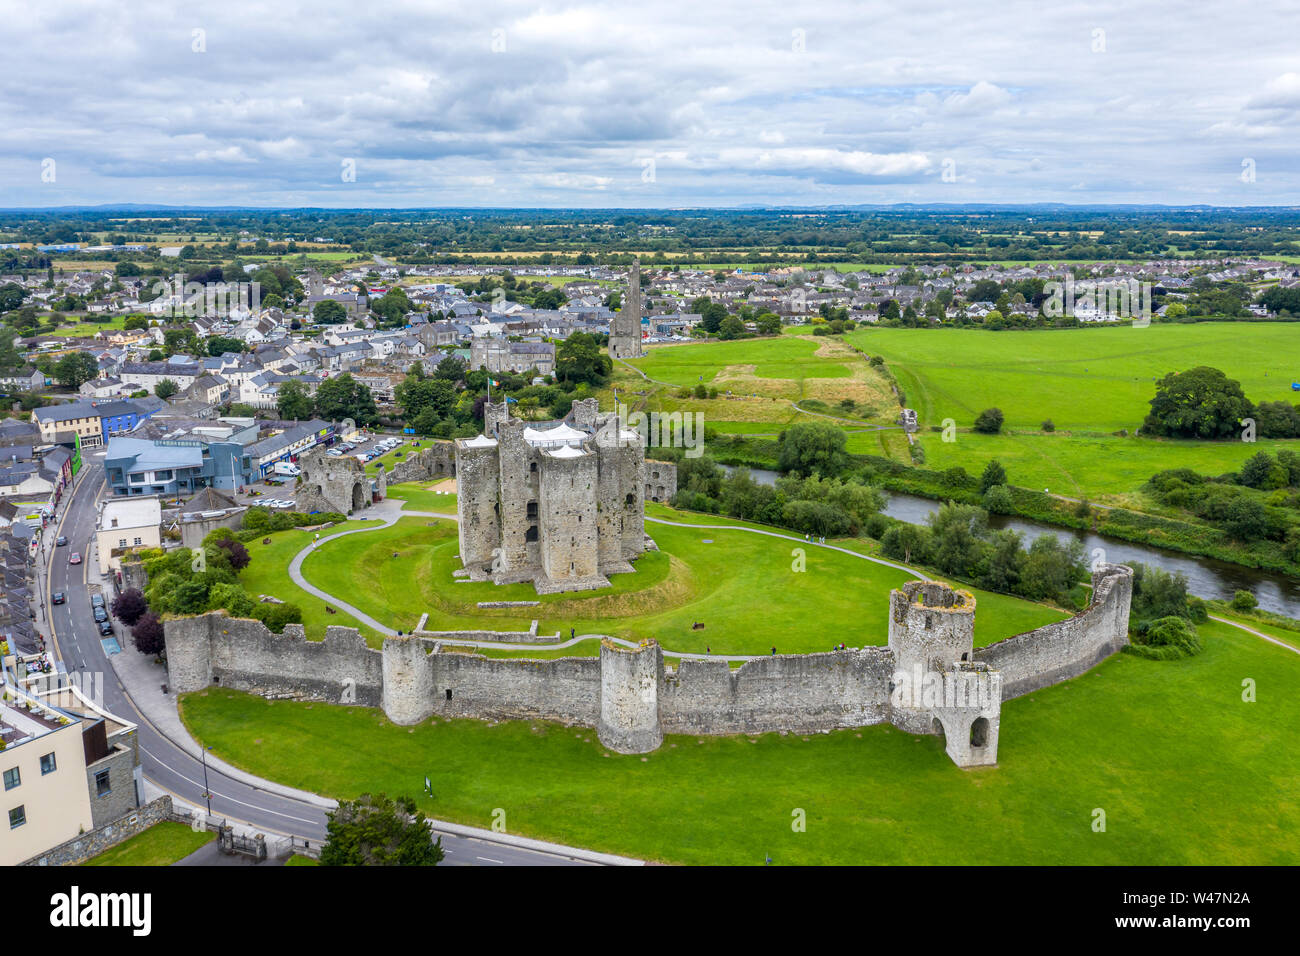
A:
387,442,455,483
974,564,1132,699
644,459,677,504
165,615,383,707
597,640,661,752
297,448,369,516
165,566,1133,760
428,648,601,724
660,649,896,736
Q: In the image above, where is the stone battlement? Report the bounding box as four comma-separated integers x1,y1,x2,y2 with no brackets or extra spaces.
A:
165,565,1133,769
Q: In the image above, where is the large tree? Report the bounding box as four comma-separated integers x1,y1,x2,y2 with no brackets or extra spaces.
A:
313,299,348,324
1143,366,1255,439
556,331,610,385
53,351,99,388
320,793,444,866
314,373,377,424
776,422,848,477
277,378,314,421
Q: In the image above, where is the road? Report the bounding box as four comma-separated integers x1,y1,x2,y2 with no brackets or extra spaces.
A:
43,455,595,866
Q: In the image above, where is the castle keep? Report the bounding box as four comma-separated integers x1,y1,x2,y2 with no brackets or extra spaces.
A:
165,565,1134,769
455,398,672,593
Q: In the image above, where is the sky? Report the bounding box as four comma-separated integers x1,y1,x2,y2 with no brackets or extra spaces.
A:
3,0,1300,208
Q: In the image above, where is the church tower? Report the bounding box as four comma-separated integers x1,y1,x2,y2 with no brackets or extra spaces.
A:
608,258,644,359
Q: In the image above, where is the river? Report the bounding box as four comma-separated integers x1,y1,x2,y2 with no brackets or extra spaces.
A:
721,465,1300,617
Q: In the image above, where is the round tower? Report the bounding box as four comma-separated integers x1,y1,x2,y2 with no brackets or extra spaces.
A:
887,581,977,734
597,639,663,754
381,635,437,725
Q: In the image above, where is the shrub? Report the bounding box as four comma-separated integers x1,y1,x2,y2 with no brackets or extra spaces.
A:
1127,615,1202,660
983,484,1014,514
1230,590,1259,611
973,407,1004,434
1041,419,1055,432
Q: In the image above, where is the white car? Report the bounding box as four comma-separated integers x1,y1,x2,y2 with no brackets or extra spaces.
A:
328,449,343,457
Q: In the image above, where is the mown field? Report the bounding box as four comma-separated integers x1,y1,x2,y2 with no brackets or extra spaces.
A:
179,619,1300,865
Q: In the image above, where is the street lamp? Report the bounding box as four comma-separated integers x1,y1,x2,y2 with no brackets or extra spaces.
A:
201,746,214,816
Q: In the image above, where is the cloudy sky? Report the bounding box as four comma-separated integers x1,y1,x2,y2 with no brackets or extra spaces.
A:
4,0,1300,208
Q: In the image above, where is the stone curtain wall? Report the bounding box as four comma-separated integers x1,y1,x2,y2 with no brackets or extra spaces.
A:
661,649,896,736
165,565,1132,758
974,564,1133,699
21,796,174,867
166,615,384,707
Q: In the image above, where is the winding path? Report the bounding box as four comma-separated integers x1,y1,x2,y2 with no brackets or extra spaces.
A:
285,499,926,660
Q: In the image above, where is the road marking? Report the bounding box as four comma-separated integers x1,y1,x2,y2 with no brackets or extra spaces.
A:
475,856,504,864
140,747,326,829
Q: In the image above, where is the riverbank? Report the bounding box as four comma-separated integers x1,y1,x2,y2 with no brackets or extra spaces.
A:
708,433,1300,591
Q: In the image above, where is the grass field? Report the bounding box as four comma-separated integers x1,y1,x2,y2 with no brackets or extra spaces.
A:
910,430,1300,500
851,324,1300,432
843,323,1300,497
294,509,1065,654
384,480,458,513
82,822,215,866
626,335,896,415
50,316,129,337
178,618,1300,865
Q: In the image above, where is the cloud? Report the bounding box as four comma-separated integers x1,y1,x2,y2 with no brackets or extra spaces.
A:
0,0,1296,205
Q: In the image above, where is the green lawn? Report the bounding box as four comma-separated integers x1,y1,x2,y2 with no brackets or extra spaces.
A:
238,520,382,642
385,481,457,513
294,510,1065,654
51,315,129,337
83,822,215,866
178,619,1300,865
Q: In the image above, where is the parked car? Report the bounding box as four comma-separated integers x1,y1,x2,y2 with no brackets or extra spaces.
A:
98,620,113,636
93,606,108,623
328,449,343,457
91,594,105,609
68,552,81,565
55,535,68,547
52,591,65,605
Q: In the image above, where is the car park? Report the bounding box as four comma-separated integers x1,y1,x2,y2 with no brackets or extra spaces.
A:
68,552,81,565
52,591,65,605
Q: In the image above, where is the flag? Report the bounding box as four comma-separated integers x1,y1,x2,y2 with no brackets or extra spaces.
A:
490,378,499,387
